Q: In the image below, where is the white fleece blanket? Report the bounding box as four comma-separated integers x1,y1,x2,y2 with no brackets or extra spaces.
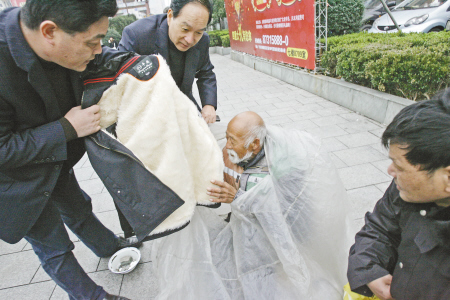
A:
96,55,224,236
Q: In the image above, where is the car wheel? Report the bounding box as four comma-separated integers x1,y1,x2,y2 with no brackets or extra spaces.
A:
360,24,373,32
428,27,443,32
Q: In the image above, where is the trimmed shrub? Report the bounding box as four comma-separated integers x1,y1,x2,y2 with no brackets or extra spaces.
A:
102,15,137,45
208,30,230,47
220,35,230,47
321,31,450,100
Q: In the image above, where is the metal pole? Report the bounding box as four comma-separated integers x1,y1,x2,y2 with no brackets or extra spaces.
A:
379,0,401,32
124,0,129,15
145,0,150,16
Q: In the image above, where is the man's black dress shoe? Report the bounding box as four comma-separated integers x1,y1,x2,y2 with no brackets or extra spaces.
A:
104,293,131,300
117,236,142,250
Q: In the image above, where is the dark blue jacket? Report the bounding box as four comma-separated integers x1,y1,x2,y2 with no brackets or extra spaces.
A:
0,8,85,243
118,14,217,111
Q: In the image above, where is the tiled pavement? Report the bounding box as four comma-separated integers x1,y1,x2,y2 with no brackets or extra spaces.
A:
0,54,393,299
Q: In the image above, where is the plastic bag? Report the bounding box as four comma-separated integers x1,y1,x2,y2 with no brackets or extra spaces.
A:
152,126,353,300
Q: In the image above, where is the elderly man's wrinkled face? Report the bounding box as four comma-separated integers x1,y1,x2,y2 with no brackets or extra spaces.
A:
225,124,254,164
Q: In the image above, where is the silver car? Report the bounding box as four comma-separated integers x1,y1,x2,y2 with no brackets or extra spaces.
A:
368,0,450,33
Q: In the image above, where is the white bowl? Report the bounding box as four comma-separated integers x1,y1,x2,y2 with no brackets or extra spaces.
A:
108,247,141,274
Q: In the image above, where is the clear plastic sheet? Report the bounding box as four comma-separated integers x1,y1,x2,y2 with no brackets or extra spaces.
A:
152,126,353,300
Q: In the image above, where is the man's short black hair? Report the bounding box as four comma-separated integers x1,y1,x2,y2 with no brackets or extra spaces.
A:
170,0,213,25
382,88,450,172
21,0,118,34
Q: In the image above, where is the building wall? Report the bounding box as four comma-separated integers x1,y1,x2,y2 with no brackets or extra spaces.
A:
117,0,168,18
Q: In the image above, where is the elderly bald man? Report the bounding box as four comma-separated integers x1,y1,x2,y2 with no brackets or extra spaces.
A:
207,111,268,203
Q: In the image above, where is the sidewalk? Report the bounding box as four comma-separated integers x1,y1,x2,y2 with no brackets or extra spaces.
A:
0,53,393,299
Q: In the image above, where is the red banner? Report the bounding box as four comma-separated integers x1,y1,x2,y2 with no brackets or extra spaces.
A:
225,0,315,70
10,0,26,7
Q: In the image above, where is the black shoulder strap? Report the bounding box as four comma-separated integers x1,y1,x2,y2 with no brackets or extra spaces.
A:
81,54,160,109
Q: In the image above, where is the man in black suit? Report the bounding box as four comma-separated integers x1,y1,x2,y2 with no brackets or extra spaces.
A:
0,1,138,299
118,0,217,124
118,0,219,238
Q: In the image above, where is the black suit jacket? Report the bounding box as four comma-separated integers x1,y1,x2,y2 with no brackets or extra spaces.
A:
118,14,217,111
0,8,85,243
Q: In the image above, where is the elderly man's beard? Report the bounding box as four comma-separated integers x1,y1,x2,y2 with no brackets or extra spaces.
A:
227,149,253,164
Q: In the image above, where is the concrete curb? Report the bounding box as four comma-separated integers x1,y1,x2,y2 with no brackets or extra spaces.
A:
209,46,231,55
230,50,414,125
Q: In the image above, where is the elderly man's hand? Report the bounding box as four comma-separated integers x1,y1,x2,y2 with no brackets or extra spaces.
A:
207,180,237,203
367,274,395,300
201,105,216,124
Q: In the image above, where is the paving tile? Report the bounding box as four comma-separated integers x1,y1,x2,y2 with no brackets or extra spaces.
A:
263,115,293,125
333,146,388,167
296,96,325,104
82,158,92,168
293,103,324,112
287,110,321,121
338,119,382,134
95,210,122,235
232,101,258,110
91,192,116,214
375,181,392,193
0,250,41,289
338,164,392,190
79,178,105,195
370,142,388,156
222,109,246,117
0,238,27,255
31,265,52,284
329,152,348,169
336,132,381,148
321,137,348,152
318,101,346,109
315,107,351,116
74,167,95,182
0,280,56,300
246,103,277,113
305,125,349,139
50,269,123,300
280,120,318,131
266,107,297,117
294,89,317,98
371,159,392,177
72,241,103,273
310,115,349,127
339,112,370,122
347,186,384,221
370,127,386,138
273,100,301,108
120,262,159,300
217,104,235,112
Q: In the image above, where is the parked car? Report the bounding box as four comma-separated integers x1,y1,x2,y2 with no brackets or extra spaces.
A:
361,0,401,31
368,0,450,33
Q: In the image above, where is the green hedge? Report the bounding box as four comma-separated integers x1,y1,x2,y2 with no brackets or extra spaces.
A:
220,35,230,47
321,32,450,100
208,30,230,47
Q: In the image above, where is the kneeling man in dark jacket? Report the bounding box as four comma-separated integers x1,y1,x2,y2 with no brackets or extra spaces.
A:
347,89,450,300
